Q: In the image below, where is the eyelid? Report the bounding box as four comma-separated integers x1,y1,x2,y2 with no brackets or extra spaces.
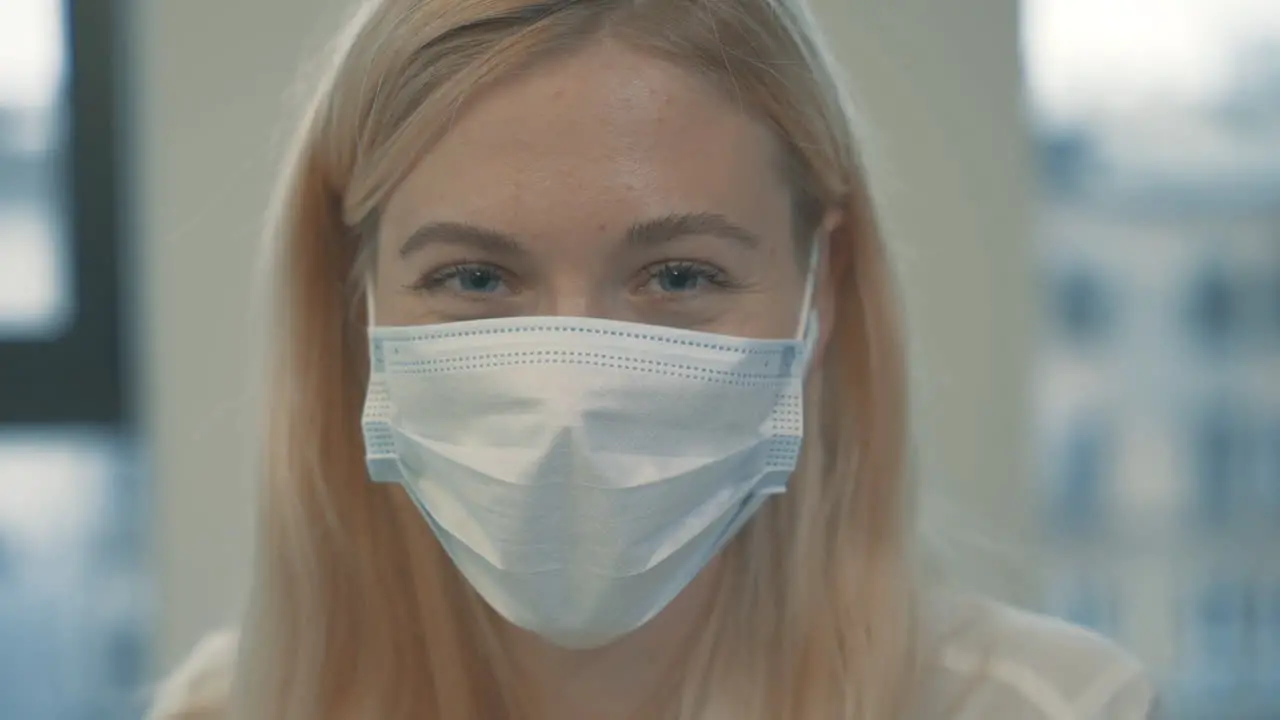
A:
637,259,739,291
641,258,717,274
409,259,516,294
408,257,740,296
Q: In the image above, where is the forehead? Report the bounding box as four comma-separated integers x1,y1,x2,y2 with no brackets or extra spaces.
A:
379,39,796,248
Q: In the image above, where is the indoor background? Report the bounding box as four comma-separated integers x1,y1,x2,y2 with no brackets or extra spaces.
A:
0,1,1277,718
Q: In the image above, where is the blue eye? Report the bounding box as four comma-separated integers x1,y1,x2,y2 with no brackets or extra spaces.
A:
646,261,729,294
455,266,503,293
416,263,509,295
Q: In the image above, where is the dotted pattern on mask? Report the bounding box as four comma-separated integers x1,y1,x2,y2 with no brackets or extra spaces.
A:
383,349,801,386
767,394,805,467
771,393,804,431
362,424,397,457
360,380,398,459
375,323,801,355
766,434,804,469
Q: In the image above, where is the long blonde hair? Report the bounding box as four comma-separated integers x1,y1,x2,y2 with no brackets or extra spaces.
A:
237,0,918,717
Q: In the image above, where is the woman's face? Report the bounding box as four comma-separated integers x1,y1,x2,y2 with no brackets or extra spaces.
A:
374,39,821,341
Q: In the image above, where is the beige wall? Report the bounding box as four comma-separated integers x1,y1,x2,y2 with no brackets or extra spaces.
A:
809,0,1036,593
132,0,356,669
134,0,1033,670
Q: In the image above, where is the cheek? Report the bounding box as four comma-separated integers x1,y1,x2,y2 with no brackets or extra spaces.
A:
717,271,811,340
757,299,809,338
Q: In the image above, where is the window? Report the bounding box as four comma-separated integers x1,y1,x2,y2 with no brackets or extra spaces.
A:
1182,581,1251,698
1034,127,1099,197
1263,416,1280,515
0,0,126,425
1049,265,1114,347
1271,268,1280,344
1049,413,1112,531
0,2,145,719
1183,264,1239,356
1190,404,1247,527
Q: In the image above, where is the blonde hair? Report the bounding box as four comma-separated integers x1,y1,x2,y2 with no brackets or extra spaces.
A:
237,0,919,717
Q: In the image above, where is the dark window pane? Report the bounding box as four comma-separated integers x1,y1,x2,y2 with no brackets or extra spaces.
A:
1185,265,1238,353
1272,268,1280,342
1191,405,1249,527
1050,266,1114,345
1051,414,1112,530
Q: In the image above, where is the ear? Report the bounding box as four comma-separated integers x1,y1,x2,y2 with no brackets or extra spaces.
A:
811,207,844,368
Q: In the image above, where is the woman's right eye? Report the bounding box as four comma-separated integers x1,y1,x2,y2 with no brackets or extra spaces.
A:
411,262,512,297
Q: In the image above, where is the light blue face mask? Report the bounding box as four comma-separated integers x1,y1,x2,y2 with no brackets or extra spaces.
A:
361,242,822,649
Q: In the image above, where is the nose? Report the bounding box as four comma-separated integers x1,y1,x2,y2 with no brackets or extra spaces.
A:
539,292,603,320
536,275,616,320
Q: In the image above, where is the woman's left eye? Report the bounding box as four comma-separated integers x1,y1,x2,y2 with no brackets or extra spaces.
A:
643,261,731,294
412,262,512,296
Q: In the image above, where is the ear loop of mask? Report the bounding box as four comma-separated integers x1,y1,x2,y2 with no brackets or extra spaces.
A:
795,234,823,343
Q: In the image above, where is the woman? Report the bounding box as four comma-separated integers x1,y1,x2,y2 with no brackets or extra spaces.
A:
151,0,1155,717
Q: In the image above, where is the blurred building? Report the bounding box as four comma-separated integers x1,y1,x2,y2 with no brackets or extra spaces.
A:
1026,4,1280,717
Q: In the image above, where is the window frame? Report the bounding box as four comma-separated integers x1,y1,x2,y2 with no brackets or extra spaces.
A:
0,0,129,426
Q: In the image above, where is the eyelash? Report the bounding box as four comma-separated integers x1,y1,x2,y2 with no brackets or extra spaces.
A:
408,261,511,295
406,259,739,296
639,261,738,293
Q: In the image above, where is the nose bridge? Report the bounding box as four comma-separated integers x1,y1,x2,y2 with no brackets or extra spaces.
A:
538,268,613,319
546,294,604,319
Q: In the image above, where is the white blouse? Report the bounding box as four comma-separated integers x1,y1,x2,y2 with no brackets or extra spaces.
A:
149,595,1155,719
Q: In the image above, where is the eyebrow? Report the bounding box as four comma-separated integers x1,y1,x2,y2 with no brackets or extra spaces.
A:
398,212,762,258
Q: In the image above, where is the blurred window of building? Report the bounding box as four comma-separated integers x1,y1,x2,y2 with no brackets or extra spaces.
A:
0,3,146,719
